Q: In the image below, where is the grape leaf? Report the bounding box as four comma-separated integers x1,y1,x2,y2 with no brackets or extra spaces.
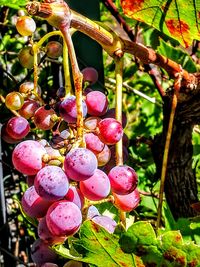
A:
0,0,26,9
121,0,200,47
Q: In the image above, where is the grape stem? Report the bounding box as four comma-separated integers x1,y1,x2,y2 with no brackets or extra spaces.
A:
156,69,182,230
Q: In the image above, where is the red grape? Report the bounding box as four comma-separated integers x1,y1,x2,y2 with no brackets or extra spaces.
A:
46,200,82,236
19,81,41,98
22,186,52,218
46,41,63,58
85,132,105,154
65,185,84,209
113,188,140,212
12,140,46,175
41,263,59,267
64,148,97,181
80,169,110,201
19,99,40,119
81,67,98,85
84,116,101,130
6,116,30,140
59,95,87,123
85,91,108,116
96,144,111,167
1,124,20,144
34,106,56,130
108,165,138,195
26,175,35,187
98,118,123,145
34,165,69,201
102,108,127,128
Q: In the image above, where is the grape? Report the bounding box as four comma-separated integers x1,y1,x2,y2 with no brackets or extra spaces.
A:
108,165,138,195
26,175,35,187
19,81,41,98
113,188,140,212
19,99,40,119
18,46,34,69
31,238,57,265
83,87,93,95
1,124,20,144
45,146,62,166
80,169,110,201
50,130,70,149
38,216,66,244
64,148,97,181
12,140,46,175
16,16,36,36
103,108,127,128
56,86,65,99
92,215,117,234
63,260,83,267
21,186,52,218
96,144,111,167
65,185,84,209
59,95,87,123
46,41,63,58
34,165,69,201
34,106,56,130
84,116,101,131
5,92,24,110
46,200,82,236
98,118,123,145
6,116,30,140
85,91,108,116
81,67,98,85
85,132,105,154
41,263,59,267
87,205,100,219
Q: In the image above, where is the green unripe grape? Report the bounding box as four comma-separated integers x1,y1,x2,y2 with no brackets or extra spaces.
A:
5,92,24,110
16,16,36,36
18,46,34,69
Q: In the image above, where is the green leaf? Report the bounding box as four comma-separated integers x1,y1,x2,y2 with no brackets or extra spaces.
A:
55,220,136,267
121,0,200,47
157,39,197,72
0,0,26,9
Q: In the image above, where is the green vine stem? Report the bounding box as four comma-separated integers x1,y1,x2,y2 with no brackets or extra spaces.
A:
63,38,72,96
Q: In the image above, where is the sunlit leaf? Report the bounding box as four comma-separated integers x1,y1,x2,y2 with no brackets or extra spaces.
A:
121,0,200,47
0,0,26,9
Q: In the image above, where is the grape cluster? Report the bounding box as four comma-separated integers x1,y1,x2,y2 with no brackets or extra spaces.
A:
1,15,141,267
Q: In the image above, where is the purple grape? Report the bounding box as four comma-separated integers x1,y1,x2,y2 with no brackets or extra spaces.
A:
12,140,46,175
80,169,110,201
38,217,66,244
34,166,69,201
64,148,97,181
6,116,30,140
108,165,138,195
59,95,87,123
65,185,84,209
81,67,98,85
87,205,100,219
46,200,82,236
21,186,52,218
41,263,59,267
85,132,105,154
31,238,57,265
92,215,117,233
85,91,108,116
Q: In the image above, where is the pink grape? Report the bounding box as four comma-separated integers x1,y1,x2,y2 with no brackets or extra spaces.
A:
92,215,117,234
1,124,20,144
108,165,138,195
65,185,84,209
85,91,108,116
21,186,52,218
34,166,69,201
12,140,46,175
19,99,40,119
34,106,56,130
84,116,101,130
96,144,111,167
26,175,35,187
46,200,82,236
87,205,100,219
6,116,30,140
38,217,66,244
85,132,105,154
102,108,127,128
113,188,140,212
80,169,110,201
31,238,57,265
81,67,98,85
64,148,97,181
98,118,123,145
59,95,87,123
